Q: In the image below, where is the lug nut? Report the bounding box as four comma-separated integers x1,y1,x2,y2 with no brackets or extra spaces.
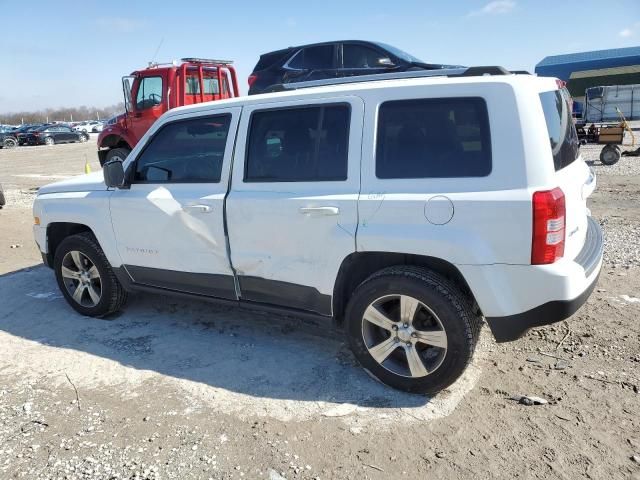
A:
392,325,398,331
405,342,412,347
403,323,409,328
411,332,417,338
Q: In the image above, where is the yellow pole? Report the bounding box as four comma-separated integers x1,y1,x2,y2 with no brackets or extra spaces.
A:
84,155,92,174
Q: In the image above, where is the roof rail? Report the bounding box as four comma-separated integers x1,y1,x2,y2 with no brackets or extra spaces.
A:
263,66,515,93
181,57,234,65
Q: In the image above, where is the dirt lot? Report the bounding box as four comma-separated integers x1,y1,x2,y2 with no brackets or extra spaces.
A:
0,138,639,480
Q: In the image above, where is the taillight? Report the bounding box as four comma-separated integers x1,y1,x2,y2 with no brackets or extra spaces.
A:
248,74,258,87
531,187,565,265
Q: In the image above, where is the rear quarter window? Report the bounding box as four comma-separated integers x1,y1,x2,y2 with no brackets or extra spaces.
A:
539,90,579,171
376,97,492,179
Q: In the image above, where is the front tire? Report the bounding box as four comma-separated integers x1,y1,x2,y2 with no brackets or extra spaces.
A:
105,147,131,163
345,266,481,394
44,137,55,146
3,137,17,149
54,232,128,317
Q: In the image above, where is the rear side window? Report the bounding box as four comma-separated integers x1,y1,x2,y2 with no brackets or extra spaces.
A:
376,98,492,178
245,104,350,182
288,45,334,70
539,90,579,171
134,115,231,183
255,51,291,71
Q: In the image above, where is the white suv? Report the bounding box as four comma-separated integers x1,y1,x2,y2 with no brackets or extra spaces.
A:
33,67,603,394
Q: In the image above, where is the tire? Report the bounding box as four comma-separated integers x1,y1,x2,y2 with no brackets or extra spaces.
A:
79,133,89,143
105,147,131,163
44,137,55,146
600,144,620,165
2,137,17,149
345,266,481,394
54,232,127,318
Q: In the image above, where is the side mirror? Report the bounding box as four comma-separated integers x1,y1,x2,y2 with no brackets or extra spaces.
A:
103,159,126,188
377,57,396,68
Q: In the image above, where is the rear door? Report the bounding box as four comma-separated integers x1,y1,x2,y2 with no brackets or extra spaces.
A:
226,96,363,315
283,44,337,84
538,87,590,260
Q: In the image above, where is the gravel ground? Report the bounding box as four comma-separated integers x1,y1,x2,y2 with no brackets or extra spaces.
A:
0,139,639,479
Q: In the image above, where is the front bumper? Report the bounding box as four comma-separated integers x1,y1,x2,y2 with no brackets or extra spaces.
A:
463,217,604,342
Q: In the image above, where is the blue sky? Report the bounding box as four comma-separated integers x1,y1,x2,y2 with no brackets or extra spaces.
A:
1,0,638,113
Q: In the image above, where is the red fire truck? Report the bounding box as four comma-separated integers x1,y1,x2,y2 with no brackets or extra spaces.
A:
97,58,240,165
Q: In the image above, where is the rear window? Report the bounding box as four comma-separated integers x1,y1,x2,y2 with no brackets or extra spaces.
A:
539,90,579,171
376,98,492,179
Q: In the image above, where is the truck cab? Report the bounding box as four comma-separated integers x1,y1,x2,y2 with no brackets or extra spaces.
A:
97,58,239,166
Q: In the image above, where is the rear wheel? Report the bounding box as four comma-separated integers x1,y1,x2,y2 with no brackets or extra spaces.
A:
345,266,481,394
79,133,88,143
54,232,127,317
44,137,55,146
600,144,621,165
105,147,131,163
2,137,17,149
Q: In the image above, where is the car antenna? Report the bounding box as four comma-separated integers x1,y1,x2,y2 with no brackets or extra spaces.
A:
149,37,165,66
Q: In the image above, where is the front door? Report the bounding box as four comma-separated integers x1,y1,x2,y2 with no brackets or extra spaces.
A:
130,75,165,145
226,97,363,315
109,108,241,299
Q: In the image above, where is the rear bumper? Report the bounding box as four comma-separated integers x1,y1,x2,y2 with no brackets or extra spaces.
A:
486,270,599,342
461,217,604,342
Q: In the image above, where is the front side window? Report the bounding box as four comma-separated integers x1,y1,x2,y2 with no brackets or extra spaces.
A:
136,76,163,110
134,115,231,183
376,98,492,179
539,90,579,171
343,44,385,68
245,104,350,182
287,45,334,70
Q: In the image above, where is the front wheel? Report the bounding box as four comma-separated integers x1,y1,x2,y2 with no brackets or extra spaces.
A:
79,133,88,143
54,232,128,317
345,266,481,394
44,137,55,146
105,147,131,163
2,137,17,149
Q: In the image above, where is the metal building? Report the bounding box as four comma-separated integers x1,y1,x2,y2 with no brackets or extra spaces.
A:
535,46,640,114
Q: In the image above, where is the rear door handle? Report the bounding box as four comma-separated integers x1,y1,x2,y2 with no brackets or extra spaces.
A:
299,206,340,216
183,204,212,213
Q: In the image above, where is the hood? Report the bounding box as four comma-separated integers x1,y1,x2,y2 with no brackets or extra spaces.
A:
37,171,107,195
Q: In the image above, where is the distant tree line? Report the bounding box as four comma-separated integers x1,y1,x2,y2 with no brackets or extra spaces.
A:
0,103,126,125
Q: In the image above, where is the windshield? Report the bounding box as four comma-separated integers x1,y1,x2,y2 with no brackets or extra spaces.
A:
374,42,424,63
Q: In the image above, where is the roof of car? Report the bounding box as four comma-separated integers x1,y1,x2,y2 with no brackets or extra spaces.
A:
166,68,551,121
261,40,386,56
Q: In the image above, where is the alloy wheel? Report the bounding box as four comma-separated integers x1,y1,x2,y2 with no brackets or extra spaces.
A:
361,294,448,378
61,251,102,307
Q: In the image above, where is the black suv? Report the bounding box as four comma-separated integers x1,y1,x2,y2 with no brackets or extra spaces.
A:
0,127,18,148
248,40,457,95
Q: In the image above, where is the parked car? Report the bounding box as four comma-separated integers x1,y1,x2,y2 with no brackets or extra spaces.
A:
33,66,602,394
25,125,89,145
248,40,458,95
92,122,105,133
75,121,100,133
0,127,18,148
14,124,44,145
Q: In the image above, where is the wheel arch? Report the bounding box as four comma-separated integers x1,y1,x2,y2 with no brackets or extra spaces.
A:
45,222,95,267
333,251,481,325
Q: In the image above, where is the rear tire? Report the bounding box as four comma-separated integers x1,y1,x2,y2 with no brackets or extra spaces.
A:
600,144,620,165
105,147,131,163
44,137,55,146
345,266,481,394
54,232,128,318
79,133,88,143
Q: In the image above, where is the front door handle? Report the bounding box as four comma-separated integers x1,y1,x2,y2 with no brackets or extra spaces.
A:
183,204,212,213
299,206,340,216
